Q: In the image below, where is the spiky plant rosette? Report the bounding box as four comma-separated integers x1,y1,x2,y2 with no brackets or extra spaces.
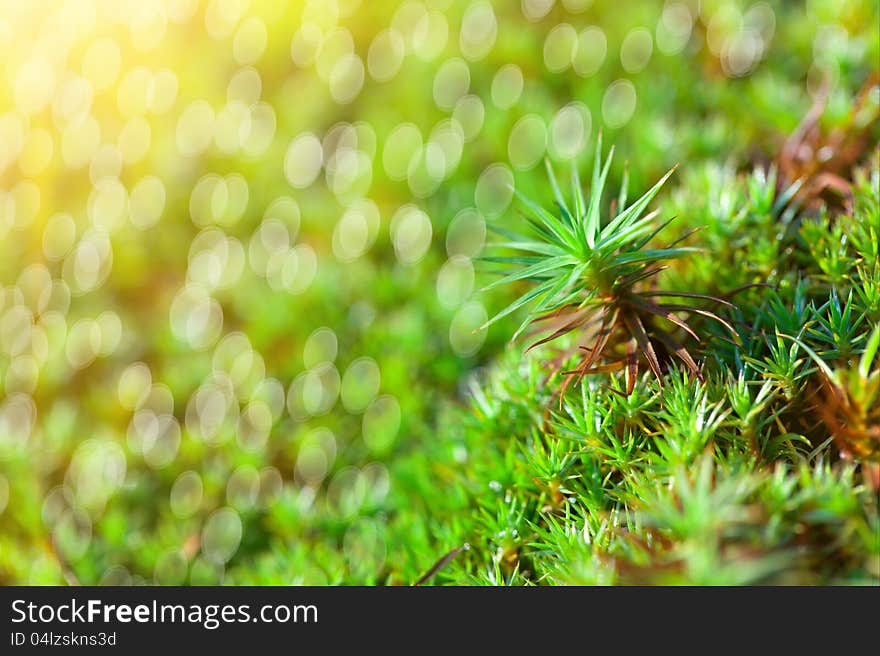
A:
483,136,738,398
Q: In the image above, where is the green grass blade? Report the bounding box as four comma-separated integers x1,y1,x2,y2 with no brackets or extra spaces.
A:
571,162,586,246
515,189,578,251
484,240,567,256
585,139,614,248
598,209,662,251
481,255,577,291
617,163,629,213
859,324,880,379
545,158,572,226
613,247,699,266
482,277,561,330
600,165,677,240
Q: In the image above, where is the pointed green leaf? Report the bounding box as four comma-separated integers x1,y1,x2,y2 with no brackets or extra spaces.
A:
571,163,586,247
484,240,567,256
481,255,577,291
617,163,629,214
478,255,544,265
598,209,662,251
545,158,571,225
631,216,676,252
613,247,699,266
511,274,582,340
514,189,578,251
482,277,561,330
859,324,880,379
600,165,677,240
585,139,614,248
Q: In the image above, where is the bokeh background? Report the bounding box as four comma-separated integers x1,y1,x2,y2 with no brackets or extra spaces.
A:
0,0,877,584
